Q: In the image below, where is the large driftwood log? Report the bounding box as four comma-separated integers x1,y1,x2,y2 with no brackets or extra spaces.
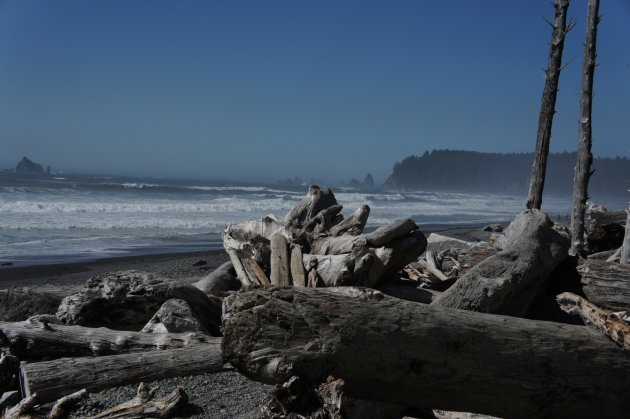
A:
222,287,630,419
192,261,240,296
577,259,630,312
557,292,630,350
56,271,222,335
22,342,223,403
0,320,214,360
432,210,569,316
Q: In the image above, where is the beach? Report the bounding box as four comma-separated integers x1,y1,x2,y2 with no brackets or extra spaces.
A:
0,225,494,418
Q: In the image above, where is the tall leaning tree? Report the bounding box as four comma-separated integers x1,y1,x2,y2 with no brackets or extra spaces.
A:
526,0,573,210
570,0,600,257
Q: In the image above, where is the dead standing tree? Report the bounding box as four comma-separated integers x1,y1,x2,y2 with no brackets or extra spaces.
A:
526,0,574,210
570,0,600,256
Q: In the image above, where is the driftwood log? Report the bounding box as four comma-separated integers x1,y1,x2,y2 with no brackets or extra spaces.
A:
222,286,630,419
0,320,213,360
91,383,188,419
21,342,223,403
432,210,569,316
223,186,427,288
622,206,630,264
557,292,630,350
55,271,222,335
577,259,630,312
192,261,240,296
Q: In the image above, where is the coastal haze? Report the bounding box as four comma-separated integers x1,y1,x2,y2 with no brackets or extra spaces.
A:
1,1,629,265
0,1,629,183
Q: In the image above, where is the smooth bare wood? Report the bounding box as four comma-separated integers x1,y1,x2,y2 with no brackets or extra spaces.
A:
577,259,630,312
22,343,223,403
526,0,572,210
270,233,291,286
225,248,255,287
622,207,630,264
284,185,338,228
223,287,630,419
570,0,600,256
91,383,188,418
557,292,630,350
425,250,448,281
0,320,214,360
248,258,271,285
56,271,222,335
327,205,370,237
433,210,569,316
290,245,306,287
192,261,240,296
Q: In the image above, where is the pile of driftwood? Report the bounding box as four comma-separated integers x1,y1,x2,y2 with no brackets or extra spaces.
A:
1,186,629,419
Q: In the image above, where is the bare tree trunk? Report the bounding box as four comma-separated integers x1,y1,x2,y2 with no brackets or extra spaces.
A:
570,0,600,256
621,206,630,264
526,0,573,210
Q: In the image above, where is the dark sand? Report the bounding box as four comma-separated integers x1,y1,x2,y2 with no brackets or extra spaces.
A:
0,225,499,418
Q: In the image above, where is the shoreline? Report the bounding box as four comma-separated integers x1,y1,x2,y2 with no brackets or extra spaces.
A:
0,224,496,294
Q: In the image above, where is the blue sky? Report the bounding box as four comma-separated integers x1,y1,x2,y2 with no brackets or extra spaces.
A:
0,0,628,183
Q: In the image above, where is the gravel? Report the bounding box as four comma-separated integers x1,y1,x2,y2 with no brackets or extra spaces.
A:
68,368,271,418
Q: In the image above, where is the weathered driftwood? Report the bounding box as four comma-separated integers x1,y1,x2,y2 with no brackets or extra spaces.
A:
56,271,222,335
424,250,448,281
432,210,569,316
192,261,240,296
290,245,306,287
260,375,406,419
0,391,20,415
224,186,427,288
270,233,291,286
526,0,572,210
569,0,600,257
0,320,213,360
22,343,223,403
222,287,630,418
577,259,630,312
141,299,208,334
557,292,630,350
584,203,626,254
622,207,630,264
1,389,87,419
91,383,188,419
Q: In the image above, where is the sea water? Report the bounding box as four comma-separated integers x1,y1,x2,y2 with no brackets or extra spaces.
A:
0,172,627,267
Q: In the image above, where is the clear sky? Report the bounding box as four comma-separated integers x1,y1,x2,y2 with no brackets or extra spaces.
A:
0,0,628,183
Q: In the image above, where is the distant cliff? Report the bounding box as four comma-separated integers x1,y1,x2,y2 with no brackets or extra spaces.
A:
385,150,630,196
15,157,45,174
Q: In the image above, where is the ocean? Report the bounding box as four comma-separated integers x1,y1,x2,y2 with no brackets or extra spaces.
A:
0,172,627,267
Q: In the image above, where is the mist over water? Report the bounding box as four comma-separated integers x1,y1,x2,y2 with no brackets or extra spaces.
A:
1,173,627,267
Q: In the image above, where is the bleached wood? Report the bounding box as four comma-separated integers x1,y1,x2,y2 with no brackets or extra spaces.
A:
557,292,630,350
433,210,569,316
577,259,630,312
270,233,291,286
90,383,188,419
290,245,306,287
22,342,223,403
248,258,271,285
223,286,630,419
0,320,214,360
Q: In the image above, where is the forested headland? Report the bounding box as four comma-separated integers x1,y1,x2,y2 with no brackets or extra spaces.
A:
385,150,630,196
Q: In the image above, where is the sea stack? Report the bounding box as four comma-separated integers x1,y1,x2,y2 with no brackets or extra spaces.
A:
15,157,44,174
